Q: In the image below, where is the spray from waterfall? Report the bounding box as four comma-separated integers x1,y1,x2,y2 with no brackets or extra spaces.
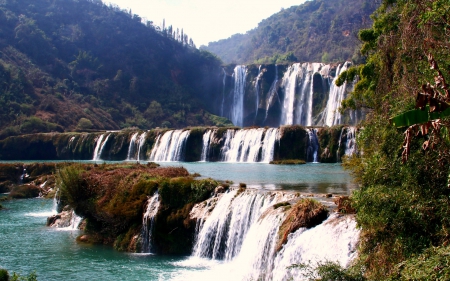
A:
142,192,160,253
231,65,247,127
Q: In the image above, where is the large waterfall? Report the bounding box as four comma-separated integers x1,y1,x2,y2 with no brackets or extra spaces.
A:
231,65,247,127
176,189,360,281
149,130,190,161
219,62,357,128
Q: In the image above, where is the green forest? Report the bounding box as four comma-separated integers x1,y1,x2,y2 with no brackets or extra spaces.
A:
202,0,377,64
321,0,450,279
0,0,229,140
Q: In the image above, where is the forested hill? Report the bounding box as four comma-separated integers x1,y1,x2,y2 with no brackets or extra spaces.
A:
202,0,378,64
0,0,228,139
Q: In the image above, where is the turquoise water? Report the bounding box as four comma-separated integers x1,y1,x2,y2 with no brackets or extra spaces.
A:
0,163,355,280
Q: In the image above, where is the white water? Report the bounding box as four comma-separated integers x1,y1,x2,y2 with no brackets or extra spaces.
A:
220,128,279,163
142,192,160,253
345,127,357,156
126,132,139,160
92,134,105,160
231,65,247,127
264,65,279,124
92,133,111,160
126,132,148,161
56,210,82,231
307,129,319,163
272,213,359,281
280,63,301,125
254,65,263,122
180,190,359,281
323,62,351,126
200,129,216,162
280,63,324,126
149,130,190,161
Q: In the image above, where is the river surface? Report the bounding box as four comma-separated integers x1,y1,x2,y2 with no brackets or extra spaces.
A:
0,162,356,280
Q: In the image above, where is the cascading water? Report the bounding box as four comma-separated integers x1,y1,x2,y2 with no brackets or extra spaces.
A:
254,65,263,122
345,127,356,156
136,132,147,161
200,129,216,162
323,62,351,126
264,65,279,124
126,132,139,160
307,129,319,163
193,189,294,260
141,192,160,253
149,130,190,161
186,190,359,281
271,213,359,281
92,133,110,160
220,128,279,163
280,63,301,125
295,63,323,126
231,65,247,127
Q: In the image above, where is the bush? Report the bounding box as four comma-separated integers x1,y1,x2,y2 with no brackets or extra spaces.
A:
9,185,40,199
0,268,9,281
77,118,93,130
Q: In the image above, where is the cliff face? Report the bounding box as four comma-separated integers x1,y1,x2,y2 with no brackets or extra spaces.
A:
0,126,357,163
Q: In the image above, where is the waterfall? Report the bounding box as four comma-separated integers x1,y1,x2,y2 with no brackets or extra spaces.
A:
126,132,139,160
336,127,345,162
345,127,356,156
126,132,148,161
149,130,190,161
231,65,247,127
295,63,322,126
92,133,110,160
193,189,293,260
307,129,319,163
260,128,280,163
141,192,160,253
280,63,300,125
186,190,359,281
323,62,351,127
200,129,216,162
271,213,359,281
264,65,279,124
136,131,147,161
254,65,263,122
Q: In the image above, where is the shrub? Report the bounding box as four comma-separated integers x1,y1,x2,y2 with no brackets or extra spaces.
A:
77,118,93,130
0,268,9,281
9,185,40,199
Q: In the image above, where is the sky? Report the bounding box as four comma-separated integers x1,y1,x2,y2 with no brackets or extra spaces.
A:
105,0,307,46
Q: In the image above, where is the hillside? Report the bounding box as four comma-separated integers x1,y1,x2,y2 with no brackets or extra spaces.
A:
202,0,377,64
0,0,228,139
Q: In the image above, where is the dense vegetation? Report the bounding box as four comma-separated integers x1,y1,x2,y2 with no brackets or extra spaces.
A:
202,0,377,64
0,0,226,139
336,0,450,279
57,163,219,254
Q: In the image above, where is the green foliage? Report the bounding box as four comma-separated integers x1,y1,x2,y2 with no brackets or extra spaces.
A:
291,261,365,281
0,268,9,281
10,271,37,281
203,0,377,64
77,118,93,130
0,0,224,133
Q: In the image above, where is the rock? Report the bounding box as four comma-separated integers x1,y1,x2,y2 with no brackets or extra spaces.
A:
325,193,333,198
78,235,89,242
46,214,61,226
214,185,228,194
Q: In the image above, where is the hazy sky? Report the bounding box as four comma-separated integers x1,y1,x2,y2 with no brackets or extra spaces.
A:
105,0,306,46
